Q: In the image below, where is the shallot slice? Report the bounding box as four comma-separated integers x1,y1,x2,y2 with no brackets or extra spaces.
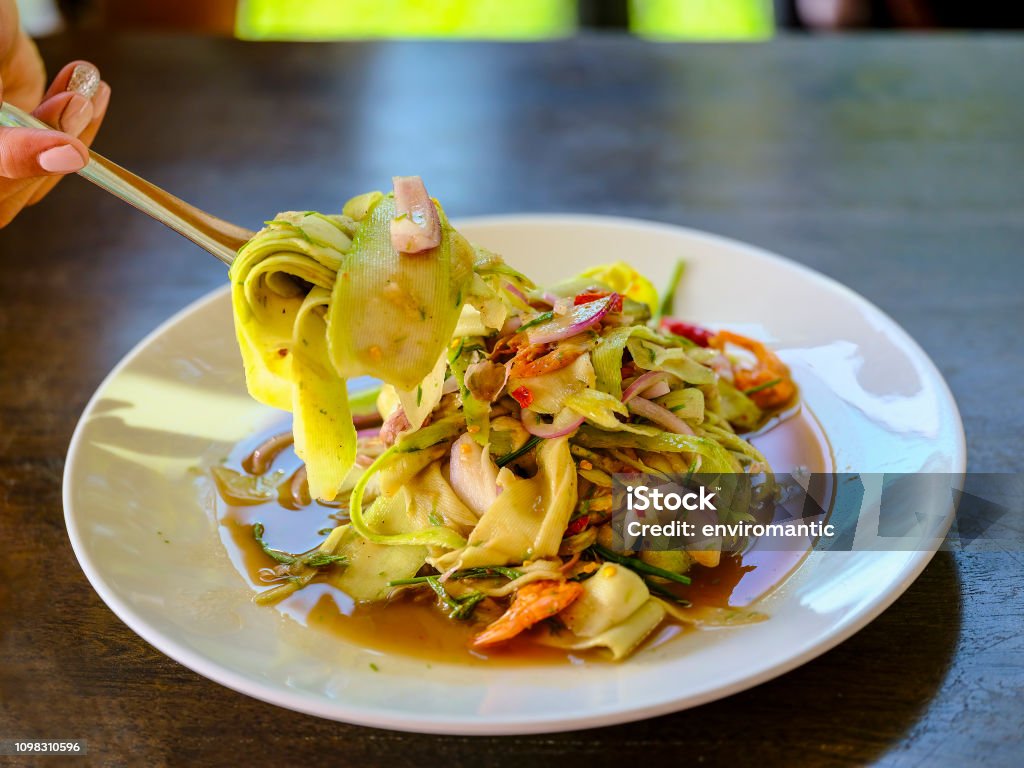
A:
526,293,618,346
449,433,499,517
521,408,585,439
390,175,441,253
627,396,695,436
621,371,672,403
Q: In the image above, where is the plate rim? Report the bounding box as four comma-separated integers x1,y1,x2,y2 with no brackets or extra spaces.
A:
62,213,967,735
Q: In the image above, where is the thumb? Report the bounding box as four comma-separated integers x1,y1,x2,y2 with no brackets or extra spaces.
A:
0,125,88,178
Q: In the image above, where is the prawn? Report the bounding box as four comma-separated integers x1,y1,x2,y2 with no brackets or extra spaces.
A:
510,342,585,378
711,331,796,410
472,579,583,647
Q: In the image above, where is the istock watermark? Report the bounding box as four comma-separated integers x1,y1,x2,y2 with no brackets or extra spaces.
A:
625,483,720,513
610,472,1023,554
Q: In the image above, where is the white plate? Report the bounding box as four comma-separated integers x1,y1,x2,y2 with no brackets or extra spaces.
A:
63,215,965,734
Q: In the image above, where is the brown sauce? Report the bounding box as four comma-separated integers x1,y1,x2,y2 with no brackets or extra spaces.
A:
214,404,833,664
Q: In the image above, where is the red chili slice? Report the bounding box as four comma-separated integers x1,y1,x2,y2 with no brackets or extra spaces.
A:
565,515,590,537
511,386,534,408
574,291,623,313
660,318,714,347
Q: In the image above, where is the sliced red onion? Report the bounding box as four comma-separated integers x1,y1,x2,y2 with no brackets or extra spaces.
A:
356,427,380,438
526,293,618,346
627,396,695,435
709,352,733,380
449,433,498,517
390,176,441,253
621,371,672,403
504,282,528,304
521,407,585,438
442,376,459,395
438,563,460,584
541,292,560,306
502,315,523,334
645,380,671,399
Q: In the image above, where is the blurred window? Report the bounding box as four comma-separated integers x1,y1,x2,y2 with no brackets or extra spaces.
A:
237,0,577,40
15,0,63,35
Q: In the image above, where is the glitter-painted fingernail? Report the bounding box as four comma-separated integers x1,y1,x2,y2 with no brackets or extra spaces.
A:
67,63,100,99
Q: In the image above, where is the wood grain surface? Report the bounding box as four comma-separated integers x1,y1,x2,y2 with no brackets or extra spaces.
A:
0,32,1021,767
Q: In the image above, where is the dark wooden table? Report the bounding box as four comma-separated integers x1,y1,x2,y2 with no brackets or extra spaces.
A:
1,32,1021,767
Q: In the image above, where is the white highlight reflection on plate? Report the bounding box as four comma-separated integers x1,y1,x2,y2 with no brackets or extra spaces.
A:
63,215,965,734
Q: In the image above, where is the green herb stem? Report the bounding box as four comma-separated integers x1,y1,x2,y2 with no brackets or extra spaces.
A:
424,576,486,620
642,577,693,605
495,435,542,467
743,378,783,396
593,544,692,585
657,259,686,322
252,522,296,565
252,522,346,569
518,311,554,332
388,565,521,587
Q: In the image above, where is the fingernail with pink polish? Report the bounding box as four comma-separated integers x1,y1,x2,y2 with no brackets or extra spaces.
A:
92,82,111,116
60,94,93,135
38,145,86,173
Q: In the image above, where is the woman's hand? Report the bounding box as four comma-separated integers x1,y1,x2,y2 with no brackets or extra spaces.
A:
0,0,110,226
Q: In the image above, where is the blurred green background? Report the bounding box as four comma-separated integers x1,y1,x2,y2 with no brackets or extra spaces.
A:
17,0,1024,40
235,0,773,41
